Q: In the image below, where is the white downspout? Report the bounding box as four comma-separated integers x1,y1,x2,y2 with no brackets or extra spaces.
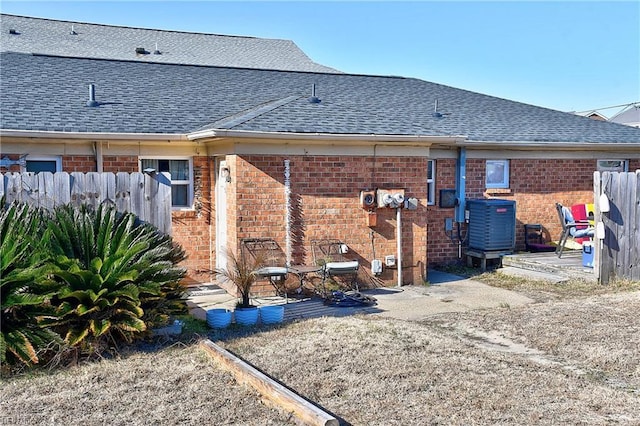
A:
396,207,402,287
94,141,104,173
284,159,292,266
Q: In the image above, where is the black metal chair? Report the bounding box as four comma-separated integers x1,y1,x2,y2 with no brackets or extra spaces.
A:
241,238,289,300
311,239,359,296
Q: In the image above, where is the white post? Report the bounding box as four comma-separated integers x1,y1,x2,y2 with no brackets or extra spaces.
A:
396,207,402,287
284,159,292,266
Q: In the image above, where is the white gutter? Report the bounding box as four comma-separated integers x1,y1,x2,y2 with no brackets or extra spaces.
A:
0,129,188,141
188,128,465,144
458,140,640,149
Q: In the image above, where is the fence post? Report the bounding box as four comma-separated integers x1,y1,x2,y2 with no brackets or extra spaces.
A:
594,171,602,283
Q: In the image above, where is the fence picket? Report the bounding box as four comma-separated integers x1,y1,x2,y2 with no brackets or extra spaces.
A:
38,172,55,210
115,172,131,212
156,172,172,234
84,172,102,209
3,173,16,204
129,172,146,222
70,172,86,207
54,172,71,205
102,172,116,208
22,173,40,206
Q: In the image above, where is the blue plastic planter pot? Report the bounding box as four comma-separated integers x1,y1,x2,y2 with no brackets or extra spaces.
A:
206,308,233,328
260,305,285,324
234,307,259,326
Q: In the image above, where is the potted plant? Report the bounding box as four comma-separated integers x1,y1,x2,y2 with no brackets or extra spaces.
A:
214,249,264,326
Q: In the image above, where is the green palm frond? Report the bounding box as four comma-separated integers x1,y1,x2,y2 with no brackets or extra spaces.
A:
113,315,146,333
89,319,111,337
1,203,60,367
4,330,39,365
64,327,90,347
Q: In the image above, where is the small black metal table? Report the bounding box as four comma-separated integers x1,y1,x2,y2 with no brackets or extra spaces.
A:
288,265,322,296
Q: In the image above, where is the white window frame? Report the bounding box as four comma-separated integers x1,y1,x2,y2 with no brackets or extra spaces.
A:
22,155,62,173
597,159,628,172
485,159,510,189
139,156,194,209
427,159,436,205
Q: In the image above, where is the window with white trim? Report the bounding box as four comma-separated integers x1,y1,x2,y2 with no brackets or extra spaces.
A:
25,156,62,173
140,158,193,208
427,160,436,205
486,159,510,189
597,159,628,172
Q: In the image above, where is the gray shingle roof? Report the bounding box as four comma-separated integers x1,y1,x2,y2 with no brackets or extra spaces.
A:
2,52,640,144
0,14,339,73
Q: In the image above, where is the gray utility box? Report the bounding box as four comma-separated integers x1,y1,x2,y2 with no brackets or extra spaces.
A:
467,199,516,251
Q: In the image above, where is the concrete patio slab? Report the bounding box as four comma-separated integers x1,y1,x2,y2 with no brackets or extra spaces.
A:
187,269,535,323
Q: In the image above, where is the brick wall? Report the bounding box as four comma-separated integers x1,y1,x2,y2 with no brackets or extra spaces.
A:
233,154,428,286
102,155,138,173
171,156,213,283
425,159,459,266
62,156,96,172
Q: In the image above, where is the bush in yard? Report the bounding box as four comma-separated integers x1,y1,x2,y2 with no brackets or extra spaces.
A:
0,203,60,367
42,204,187,356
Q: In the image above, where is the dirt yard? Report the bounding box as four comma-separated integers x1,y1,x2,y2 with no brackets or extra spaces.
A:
2,282,639,425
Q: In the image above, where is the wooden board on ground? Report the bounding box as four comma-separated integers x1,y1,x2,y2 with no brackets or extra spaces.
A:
200,339,339,426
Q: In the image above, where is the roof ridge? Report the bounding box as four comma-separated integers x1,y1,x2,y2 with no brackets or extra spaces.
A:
19,52,340,76
7,52,400,79
0,13,284,42
203,95,304,130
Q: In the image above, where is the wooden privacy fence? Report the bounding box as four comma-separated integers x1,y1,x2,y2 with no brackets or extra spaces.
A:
0,172,172,234
594,171,640,284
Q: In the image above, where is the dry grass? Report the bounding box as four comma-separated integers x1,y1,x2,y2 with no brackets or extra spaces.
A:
224,304,640,425
3,279,640,425
436,291,640,392
444,264,640,302
0,344,295,425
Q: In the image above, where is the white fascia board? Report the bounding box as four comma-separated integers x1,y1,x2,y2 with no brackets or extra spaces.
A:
0,129,188,141
187,128,465,144
458,140,640,150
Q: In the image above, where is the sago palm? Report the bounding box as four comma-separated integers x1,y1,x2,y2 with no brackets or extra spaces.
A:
45,204,187,351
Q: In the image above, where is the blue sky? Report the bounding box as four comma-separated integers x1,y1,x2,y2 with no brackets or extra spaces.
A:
2,1,638,115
